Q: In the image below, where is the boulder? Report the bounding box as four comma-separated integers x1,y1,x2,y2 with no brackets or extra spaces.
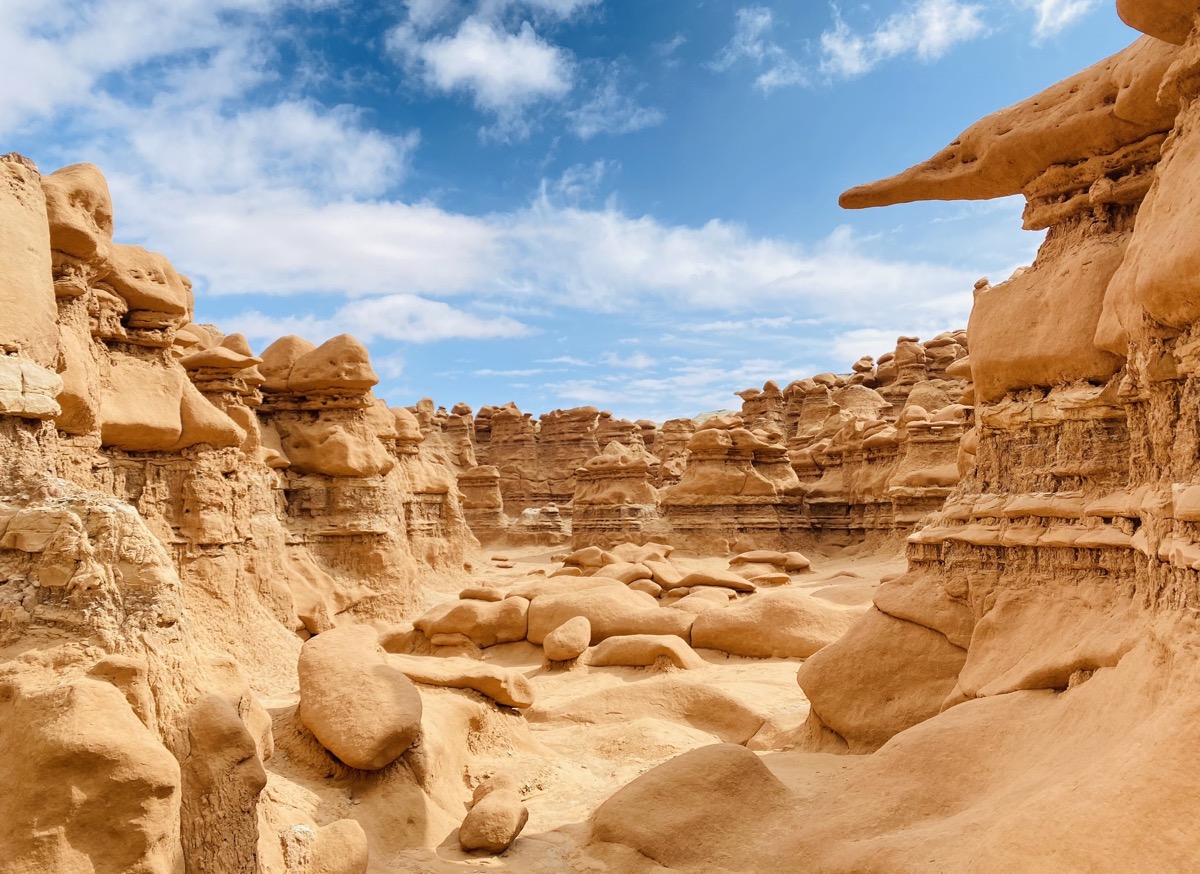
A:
297,626,423,770
587,634,707,669
589,744,790,870
796,607,967,752
459,789,528,854
526,587,694,645
413,596,529,648
387,654,534,709
544,616,591,661
672,570,757,593
691,588,863,658
309,820,369,874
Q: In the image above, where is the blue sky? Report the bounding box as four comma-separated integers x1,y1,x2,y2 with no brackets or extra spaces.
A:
6,0,1139,420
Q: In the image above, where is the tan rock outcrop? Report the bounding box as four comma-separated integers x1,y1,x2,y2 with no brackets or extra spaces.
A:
297,626,423,770
579,20,1200,873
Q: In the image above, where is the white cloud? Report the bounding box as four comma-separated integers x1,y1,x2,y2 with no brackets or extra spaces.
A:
544,357,805,420
549,159,616,204
711,6,808,92
479,0,600,17
601,351,658,369
820,0,986,79
1016,0,1099,38
474,367,548,376
126,101,416,198
568,78,665,139
233,294,534,344
389,16,574,135
0,0,301,136
654,33,687,66
107,181,506,299
690,316,810,333
501,203,981,317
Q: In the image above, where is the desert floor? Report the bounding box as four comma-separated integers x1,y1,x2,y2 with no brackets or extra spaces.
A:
268,541,906,872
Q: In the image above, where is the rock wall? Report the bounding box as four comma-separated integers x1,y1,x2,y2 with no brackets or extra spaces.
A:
798,31,1181,755
0,157,476,872
415,337,973,553
587,17,1200,872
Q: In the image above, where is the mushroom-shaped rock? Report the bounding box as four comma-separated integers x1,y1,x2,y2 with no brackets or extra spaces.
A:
277,418,394,477
587,634,707,669
840,37,1178,209
41,162,114,260
179,344,262,372
107,244,191,315
460,787,528,854
1117,0,1195,44
544,616,591,661
298,625,423,770
288,334,378,394
391,406,425,446
259,335,317,393
387,654,534,709
691,588,864,659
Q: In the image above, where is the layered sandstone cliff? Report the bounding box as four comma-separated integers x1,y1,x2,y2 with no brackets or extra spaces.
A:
571,332,972,551
589,15,1200,871
0,157,479,872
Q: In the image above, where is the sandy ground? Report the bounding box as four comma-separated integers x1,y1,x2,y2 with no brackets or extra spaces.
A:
270,541,906,873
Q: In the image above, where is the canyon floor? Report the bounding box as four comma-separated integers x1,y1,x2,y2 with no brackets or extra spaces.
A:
265,541,905,873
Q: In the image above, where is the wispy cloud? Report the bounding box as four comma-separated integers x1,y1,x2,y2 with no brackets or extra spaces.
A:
711,6,807,93
820,0,986,79
473,367,548,376
233,294,534,345
545,357,801,420
1015,0,1099,38
601,350,657,369
654,33,687,67
568,74,665,139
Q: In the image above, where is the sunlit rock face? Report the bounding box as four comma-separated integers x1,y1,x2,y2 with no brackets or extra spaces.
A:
589,15,1200,874
0,156,482,872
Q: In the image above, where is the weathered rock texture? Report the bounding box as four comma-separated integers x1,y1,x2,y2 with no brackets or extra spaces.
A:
423,344,972,552
564,334,972,552
591,14,1200,872
0,157,477,872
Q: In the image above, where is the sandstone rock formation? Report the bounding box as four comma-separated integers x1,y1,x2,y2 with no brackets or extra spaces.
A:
16,5,1200,869
587,10,1200,872
0,157,482,872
